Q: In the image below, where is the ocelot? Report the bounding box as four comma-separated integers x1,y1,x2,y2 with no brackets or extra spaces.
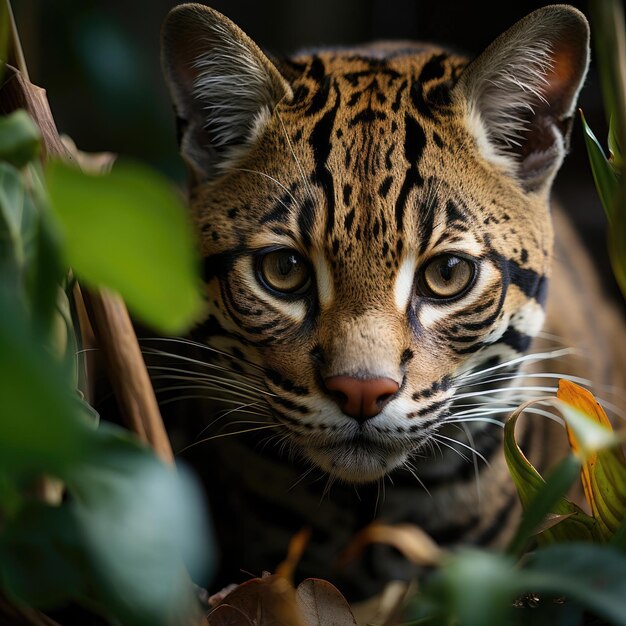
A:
159,2,626,609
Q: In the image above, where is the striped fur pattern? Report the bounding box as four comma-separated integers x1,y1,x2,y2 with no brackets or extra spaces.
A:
160,4,625,602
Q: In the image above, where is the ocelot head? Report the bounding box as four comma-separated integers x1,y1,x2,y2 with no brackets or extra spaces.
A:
161,4,589,482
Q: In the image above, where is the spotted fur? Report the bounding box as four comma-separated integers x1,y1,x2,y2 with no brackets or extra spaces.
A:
161,3,626,606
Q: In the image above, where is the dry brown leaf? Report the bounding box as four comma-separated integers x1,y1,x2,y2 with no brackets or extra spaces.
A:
208,605,254,626
295,579,357,626
60,135,116,174
339,522,444,569
215,575,306,626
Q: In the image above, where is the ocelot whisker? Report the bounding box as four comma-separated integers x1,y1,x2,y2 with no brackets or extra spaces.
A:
150,376,262,399
141,337,266,374
460,422,481,501
320,473,338,504
276,110,316,201
159,394,269,411
430,435,470,463
445,417,506,427
458,348,579,380
153,381,264,403
229,167,298,205
142,346,266,380
147,366,275,397
453,385,557,400
288,465,317,492
458,371,593,389
402,459,432,497
452,401,519,412
147,366,264,390
178,424,284,454
433,432,490,466
196,400,264,438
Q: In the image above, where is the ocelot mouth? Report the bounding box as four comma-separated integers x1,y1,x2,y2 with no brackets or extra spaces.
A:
301,436,411,483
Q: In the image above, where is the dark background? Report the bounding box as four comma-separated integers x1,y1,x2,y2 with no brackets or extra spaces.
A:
10,0,619,301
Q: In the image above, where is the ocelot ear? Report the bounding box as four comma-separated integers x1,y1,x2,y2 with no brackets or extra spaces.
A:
161,4,292,180
455,5,589,193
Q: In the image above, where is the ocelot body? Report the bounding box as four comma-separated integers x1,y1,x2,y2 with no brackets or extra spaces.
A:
160,3,626,604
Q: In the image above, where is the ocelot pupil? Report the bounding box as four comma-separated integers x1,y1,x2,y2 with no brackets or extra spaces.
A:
439,257,460,282
279,255,298,276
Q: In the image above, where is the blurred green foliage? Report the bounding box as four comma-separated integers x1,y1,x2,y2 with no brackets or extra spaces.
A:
0,71,212,626
582,0,626,299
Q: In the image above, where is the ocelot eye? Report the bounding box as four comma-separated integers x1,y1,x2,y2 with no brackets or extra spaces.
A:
256,248,312,296
419,254,476,299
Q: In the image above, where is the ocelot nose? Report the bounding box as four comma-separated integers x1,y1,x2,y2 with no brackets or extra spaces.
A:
324,375,400,423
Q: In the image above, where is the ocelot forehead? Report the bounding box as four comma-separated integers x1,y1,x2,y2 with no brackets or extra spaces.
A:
196,48,550,304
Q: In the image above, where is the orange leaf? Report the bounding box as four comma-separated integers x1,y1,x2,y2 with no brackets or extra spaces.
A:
557,380,626,539
275,527,311,583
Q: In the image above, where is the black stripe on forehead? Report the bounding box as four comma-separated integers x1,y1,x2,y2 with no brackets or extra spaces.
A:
308,83,341,241
304,55,331,117
418,53,447,83
395,113,426,231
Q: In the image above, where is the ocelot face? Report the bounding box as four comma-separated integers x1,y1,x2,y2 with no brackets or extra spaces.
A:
162,5,589,482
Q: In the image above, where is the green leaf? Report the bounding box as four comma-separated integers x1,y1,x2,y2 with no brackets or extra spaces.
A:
504,404,600,555
65,426,212,626
0,427,213,626
522,543,626,626
0,501,87,608
611,515,626,552
0,2,9,81
0,162,39,275
0,110,41,168
0,288,93,476
0,471,21,520
581,110,620,223
507,455,597,555
590,0,626,149
609,193,626,300
609,115,623,170
410,543,626,626
421,549,519,626
45,160,204,334
27,209,65,336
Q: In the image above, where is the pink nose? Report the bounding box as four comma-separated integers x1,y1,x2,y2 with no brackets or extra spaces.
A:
324,376,400,422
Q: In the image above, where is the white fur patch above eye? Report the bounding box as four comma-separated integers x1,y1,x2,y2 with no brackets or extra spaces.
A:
394,253,417,312
311,250,334,309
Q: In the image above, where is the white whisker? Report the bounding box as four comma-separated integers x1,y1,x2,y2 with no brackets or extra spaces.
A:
178,424,283,454
141,336,265,372
433,433,490,466
230,167,298,205
276,110,316,201
458,348,578,381
461,423,481,502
